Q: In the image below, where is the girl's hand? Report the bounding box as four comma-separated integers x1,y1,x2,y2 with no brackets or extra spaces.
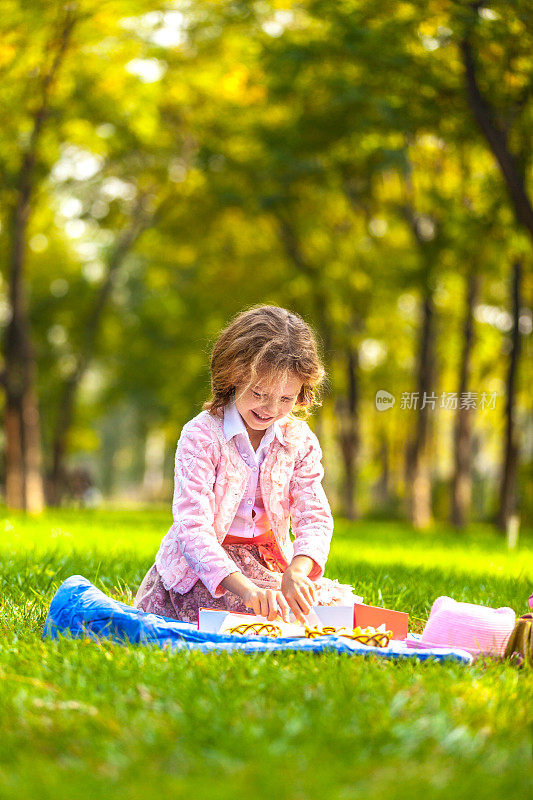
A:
242,586,291,623
281,564,317,624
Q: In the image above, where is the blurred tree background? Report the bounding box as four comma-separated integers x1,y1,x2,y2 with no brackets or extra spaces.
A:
0,0,531,533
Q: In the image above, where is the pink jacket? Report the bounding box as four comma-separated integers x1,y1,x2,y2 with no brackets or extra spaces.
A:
155,409,334,598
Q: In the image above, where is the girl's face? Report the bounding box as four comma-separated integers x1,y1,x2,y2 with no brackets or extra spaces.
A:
235,371,302,436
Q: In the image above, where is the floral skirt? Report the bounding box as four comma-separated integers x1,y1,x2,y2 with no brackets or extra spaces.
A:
134,542,358,625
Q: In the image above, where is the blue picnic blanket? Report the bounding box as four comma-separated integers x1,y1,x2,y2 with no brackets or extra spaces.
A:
43,576,473,664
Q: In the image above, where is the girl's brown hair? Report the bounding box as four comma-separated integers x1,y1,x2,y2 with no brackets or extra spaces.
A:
203,305,325,417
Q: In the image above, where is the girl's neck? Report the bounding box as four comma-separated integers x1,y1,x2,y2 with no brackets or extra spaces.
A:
246,425,265,452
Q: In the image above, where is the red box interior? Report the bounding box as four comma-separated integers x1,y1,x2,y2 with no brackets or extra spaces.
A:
353,603,409,640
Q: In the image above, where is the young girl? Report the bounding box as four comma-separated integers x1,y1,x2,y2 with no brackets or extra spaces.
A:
134,305,358,625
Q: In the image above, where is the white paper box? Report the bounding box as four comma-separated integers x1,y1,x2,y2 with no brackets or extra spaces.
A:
313,604,356,629
218,613,305,637
198,602,361,636
198,608,233,634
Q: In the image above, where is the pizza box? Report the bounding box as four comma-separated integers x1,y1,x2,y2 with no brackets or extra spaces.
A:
198,604,357,634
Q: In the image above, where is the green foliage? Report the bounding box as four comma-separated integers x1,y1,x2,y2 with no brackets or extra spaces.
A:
0,1,530,518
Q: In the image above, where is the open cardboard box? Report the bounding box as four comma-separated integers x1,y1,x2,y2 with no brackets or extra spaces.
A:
199,601,409,640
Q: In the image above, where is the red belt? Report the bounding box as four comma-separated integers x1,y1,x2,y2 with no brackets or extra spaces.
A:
223,531,274,546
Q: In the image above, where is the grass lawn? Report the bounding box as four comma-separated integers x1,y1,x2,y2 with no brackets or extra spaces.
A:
0,508,531,800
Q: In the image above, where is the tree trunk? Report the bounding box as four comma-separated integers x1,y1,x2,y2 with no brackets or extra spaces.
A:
3,260,46,514
373,433,390,509
46,269,124,505
275,214,333,360
100,411,121,499
2,8,77,511
275,214,365,518
405,291,436,529
460,37,533,240
460,26,530,533
4,398,24,509
335,345,360,520
143,429,166,500
4,187,46,511
498,258,523,532
47,193,160,505
451,270,480,528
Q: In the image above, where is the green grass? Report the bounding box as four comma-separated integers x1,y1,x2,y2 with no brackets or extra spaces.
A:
1,509,532,800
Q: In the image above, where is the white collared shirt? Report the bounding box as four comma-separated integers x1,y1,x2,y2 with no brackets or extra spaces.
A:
223,398,285,538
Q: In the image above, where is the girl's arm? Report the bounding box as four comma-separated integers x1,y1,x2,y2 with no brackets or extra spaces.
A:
158,422,241,598
288,428,334,580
